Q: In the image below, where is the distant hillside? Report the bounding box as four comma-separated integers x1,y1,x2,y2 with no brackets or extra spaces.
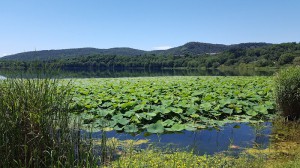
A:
1,47,146,61
1,42,271,61
1,42,299,70
151,42,270,56
35,42,298,70
150,42,228,56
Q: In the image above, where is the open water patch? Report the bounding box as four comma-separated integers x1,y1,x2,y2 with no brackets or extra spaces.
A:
89,122,271,155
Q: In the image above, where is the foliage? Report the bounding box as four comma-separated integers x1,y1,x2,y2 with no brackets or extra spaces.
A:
274,66,300,119
0,42,269,61
0,47,146,61
1,42,299,70
70,76,276,134
0,78,97,167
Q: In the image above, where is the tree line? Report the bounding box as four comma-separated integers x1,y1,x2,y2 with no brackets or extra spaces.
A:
0,43,299,70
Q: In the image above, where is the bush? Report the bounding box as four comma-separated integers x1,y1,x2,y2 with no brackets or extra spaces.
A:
278,53,295,65
293,57,300,65
274,66,300,119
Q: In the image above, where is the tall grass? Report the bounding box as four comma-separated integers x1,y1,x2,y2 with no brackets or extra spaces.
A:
0,77,97,167
274,66,300,119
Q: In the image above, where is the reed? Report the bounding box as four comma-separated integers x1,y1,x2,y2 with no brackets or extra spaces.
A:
0,77,97,167
274,66,300,119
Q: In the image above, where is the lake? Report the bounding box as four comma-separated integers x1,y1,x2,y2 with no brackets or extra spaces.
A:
0,68,276,155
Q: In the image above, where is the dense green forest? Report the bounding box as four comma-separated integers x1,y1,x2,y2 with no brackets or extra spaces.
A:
0,42,299,70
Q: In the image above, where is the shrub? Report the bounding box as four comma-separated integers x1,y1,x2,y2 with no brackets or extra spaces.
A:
274,66,300,119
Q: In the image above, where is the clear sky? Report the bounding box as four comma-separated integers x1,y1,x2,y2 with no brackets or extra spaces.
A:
1,0,299,56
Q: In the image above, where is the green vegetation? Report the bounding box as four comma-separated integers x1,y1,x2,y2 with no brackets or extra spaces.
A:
70,76,275,133
274,66,300,119
0,78,97,167
0,47,146,61
0,42,269,61
1,64,300,167
1,42,298,70
108,150,231,168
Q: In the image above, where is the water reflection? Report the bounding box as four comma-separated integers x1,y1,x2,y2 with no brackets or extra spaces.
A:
91,122,271,155
0,68,276,78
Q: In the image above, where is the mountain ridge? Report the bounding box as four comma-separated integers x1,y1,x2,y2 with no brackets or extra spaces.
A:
1,42,272,61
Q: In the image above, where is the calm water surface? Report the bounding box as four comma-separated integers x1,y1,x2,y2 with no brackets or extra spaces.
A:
91,122,271,155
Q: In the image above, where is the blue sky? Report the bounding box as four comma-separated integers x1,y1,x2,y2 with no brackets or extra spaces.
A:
0,0,299,56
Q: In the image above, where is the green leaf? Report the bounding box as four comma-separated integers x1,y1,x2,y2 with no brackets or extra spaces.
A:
186,107,197,115
172,108,183,114
96,109,114,117
162,119,175,126
203,94,213,101
253,105,268,114
162,100,173,106
146,112,157,117
200,102,212,111
219,99,232,107
161,107,172,114
114,125,123,131
133,104,145,111
185,124,197,131
111,114,123,121
246,110,258,116
146,121,164,134
120,101,136,109
234,106,242,113
166,123,185,132
124,124,138,133
124,110,135,117
117,118,130,125
192,91,203,96
222,108,233,114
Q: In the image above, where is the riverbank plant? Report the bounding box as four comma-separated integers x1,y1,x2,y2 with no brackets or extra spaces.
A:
274,66,300,119
0,77,97,167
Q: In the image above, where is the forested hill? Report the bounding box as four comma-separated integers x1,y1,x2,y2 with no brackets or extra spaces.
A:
1,47,146,61
150,42,271,56
52,42,299,69
1,42,271,61
1,42,299,69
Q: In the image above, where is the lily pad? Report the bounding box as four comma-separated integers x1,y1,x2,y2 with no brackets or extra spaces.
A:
146,121,164,134
124,124,139,133
166,123,185,132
